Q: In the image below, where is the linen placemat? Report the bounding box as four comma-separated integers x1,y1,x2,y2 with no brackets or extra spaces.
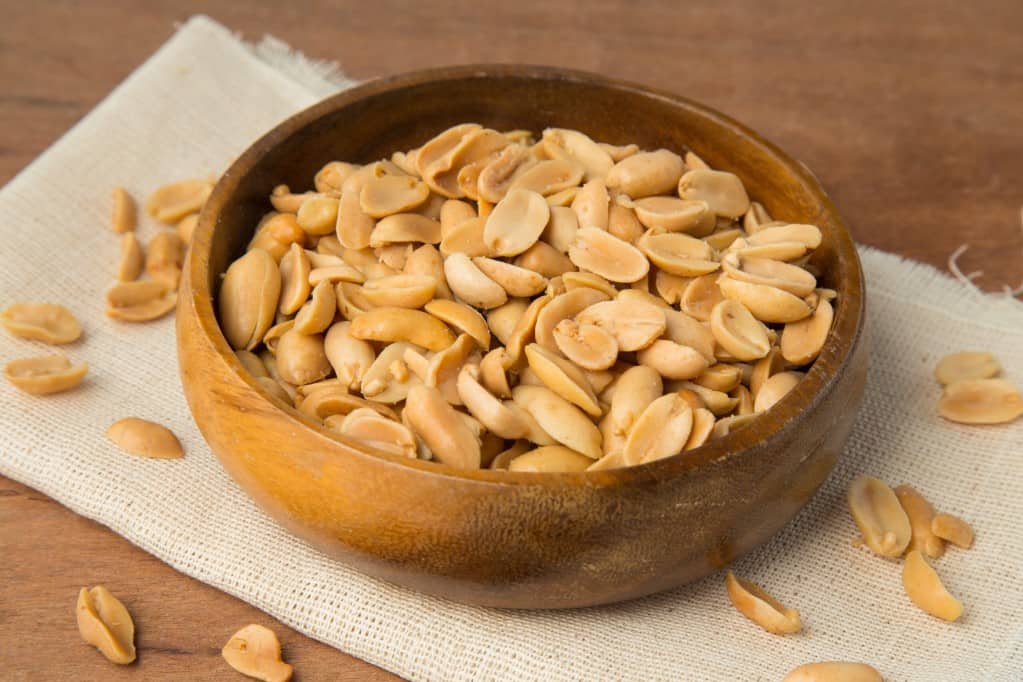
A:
1,15,1020,681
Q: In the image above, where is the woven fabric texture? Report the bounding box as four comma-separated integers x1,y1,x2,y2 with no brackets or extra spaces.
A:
1,16,1020,682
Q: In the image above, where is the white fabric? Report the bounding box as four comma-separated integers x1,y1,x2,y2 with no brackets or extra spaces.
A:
1,15,1021,681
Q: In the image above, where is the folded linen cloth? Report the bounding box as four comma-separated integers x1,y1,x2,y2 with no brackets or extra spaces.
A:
1,15,1021,682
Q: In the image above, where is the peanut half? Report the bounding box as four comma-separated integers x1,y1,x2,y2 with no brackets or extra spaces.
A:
937,378,1023,424
724,570,802,634
76,585,136,664
5,353,88,395
2,302,82,344
106,417,184,459
782,662,884,682
222,624,293,682
902,549,963,621
847,475,911,557
931,513,974,549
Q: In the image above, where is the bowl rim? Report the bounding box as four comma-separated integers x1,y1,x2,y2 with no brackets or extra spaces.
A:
188,63,865,487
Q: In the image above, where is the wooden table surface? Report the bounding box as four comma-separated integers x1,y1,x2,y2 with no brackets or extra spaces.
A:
2,1,1020,679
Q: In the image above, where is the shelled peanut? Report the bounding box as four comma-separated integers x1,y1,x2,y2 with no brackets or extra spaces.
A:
217,124,838,472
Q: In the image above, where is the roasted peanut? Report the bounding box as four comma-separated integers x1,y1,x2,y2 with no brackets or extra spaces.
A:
2,302,82,344
106,281,178,323
724,571,801,635
77,586,136,664
894,484,945,559
847,475,912,557
222,624,293,682
106,417,183,458
782,662,884,682
937,378,1023,424
4,353,88,395
931,513,974,549
902,549,963,621
934,351,1001,385
111,186,137,233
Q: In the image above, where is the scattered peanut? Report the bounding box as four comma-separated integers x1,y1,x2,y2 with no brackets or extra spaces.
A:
76,585,136,664
902,549,963,621
847,475,911,557
222,624,293,682
106,417,184,459
724,570,802,634
937,378,1023,424
931,513,974,549
782,662,884,682
2,302,82,344
4,353,88,395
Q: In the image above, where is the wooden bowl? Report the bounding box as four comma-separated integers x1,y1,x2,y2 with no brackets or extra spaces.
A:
178,65,867,609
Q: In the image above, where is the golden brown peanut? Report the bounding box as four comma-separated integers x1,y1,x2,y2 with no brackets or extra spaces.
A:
218,249,280,349
562,271,617,298
359,174,430,218
426,128,510,197
568,227,648,283
781,298,834,365
931,513,974,549
489,440,532,470
508,445,593,473
374,243,413,272
424,299,490,349
477,144,534,203
545,186,580,207
636,340,710,381
262,321,294,355
894,484,945,559
404,244,452,299
847,475,912,557
110,186,137,234
487,299,530,346
249,213,306,261
424,333,475,404
542,128,612,181
638,231,719,277
416,123,482,176
106,281,178,323
145,230,185,288
295,378,347,397
472,257,548,297
404,385,481,469
479,348,513,398
605,149,684,198
622,393,693,465
743,201,772,234
296,195,340,236
270,184,316,213
278,243,312,315
440,199,477,238
745,223,822,250
680,272,725,321
483,188,550,257
733,384,754,416
362,274,437,309
76,586,136,665
703,227,745,251
749,347,785,399
259,351,299,402
902,550,963,621
524,343,601,416
654,271,692,306
678,169,750,219
106,417,183,459
512,384,602,458
606,365,663,444
674,382,739,416
575,298,665,352
145,178,213,223
937,379,1023,424
684,407,716,450
349,307,455,351
598,142,639,161
753,371,802,412
633,197,709,233
552,319,618,371
293,280,336,334
440,215,490,257
336,190,375,250
934,351,1001,385
782,662,884,682
509,159,584,196
513,240,576,278
117,232,144,281
1,302,82,344
324,321,375,390
222,624,293,682
303,387,398,421
570,178,610,230
724,571,802,635
444,252,508,309
315,161,358,195
718,276,812,324
709,299,771,361
275,329,331,386
694,363,743,393
456,365,528,439
339,408,418,458
370,213,442,247
683,150,710,170
607,203,645,243
720,253,816,297
4,354,88,395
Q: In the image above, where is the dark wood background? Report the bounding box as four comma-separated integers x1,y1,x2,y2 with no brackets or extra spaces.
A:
1,1,1020,679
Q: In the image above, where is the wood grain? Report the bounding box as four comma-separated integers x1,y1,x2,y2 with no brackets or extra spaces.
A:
1,0,1020,679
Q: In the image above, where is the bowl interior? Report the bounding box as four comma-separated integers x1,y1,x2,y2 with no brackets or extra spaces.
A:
197,65,863,482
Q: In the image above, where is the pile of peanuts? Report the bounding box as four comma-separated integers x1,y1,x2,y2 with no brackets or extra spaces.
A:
217,123,838,472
